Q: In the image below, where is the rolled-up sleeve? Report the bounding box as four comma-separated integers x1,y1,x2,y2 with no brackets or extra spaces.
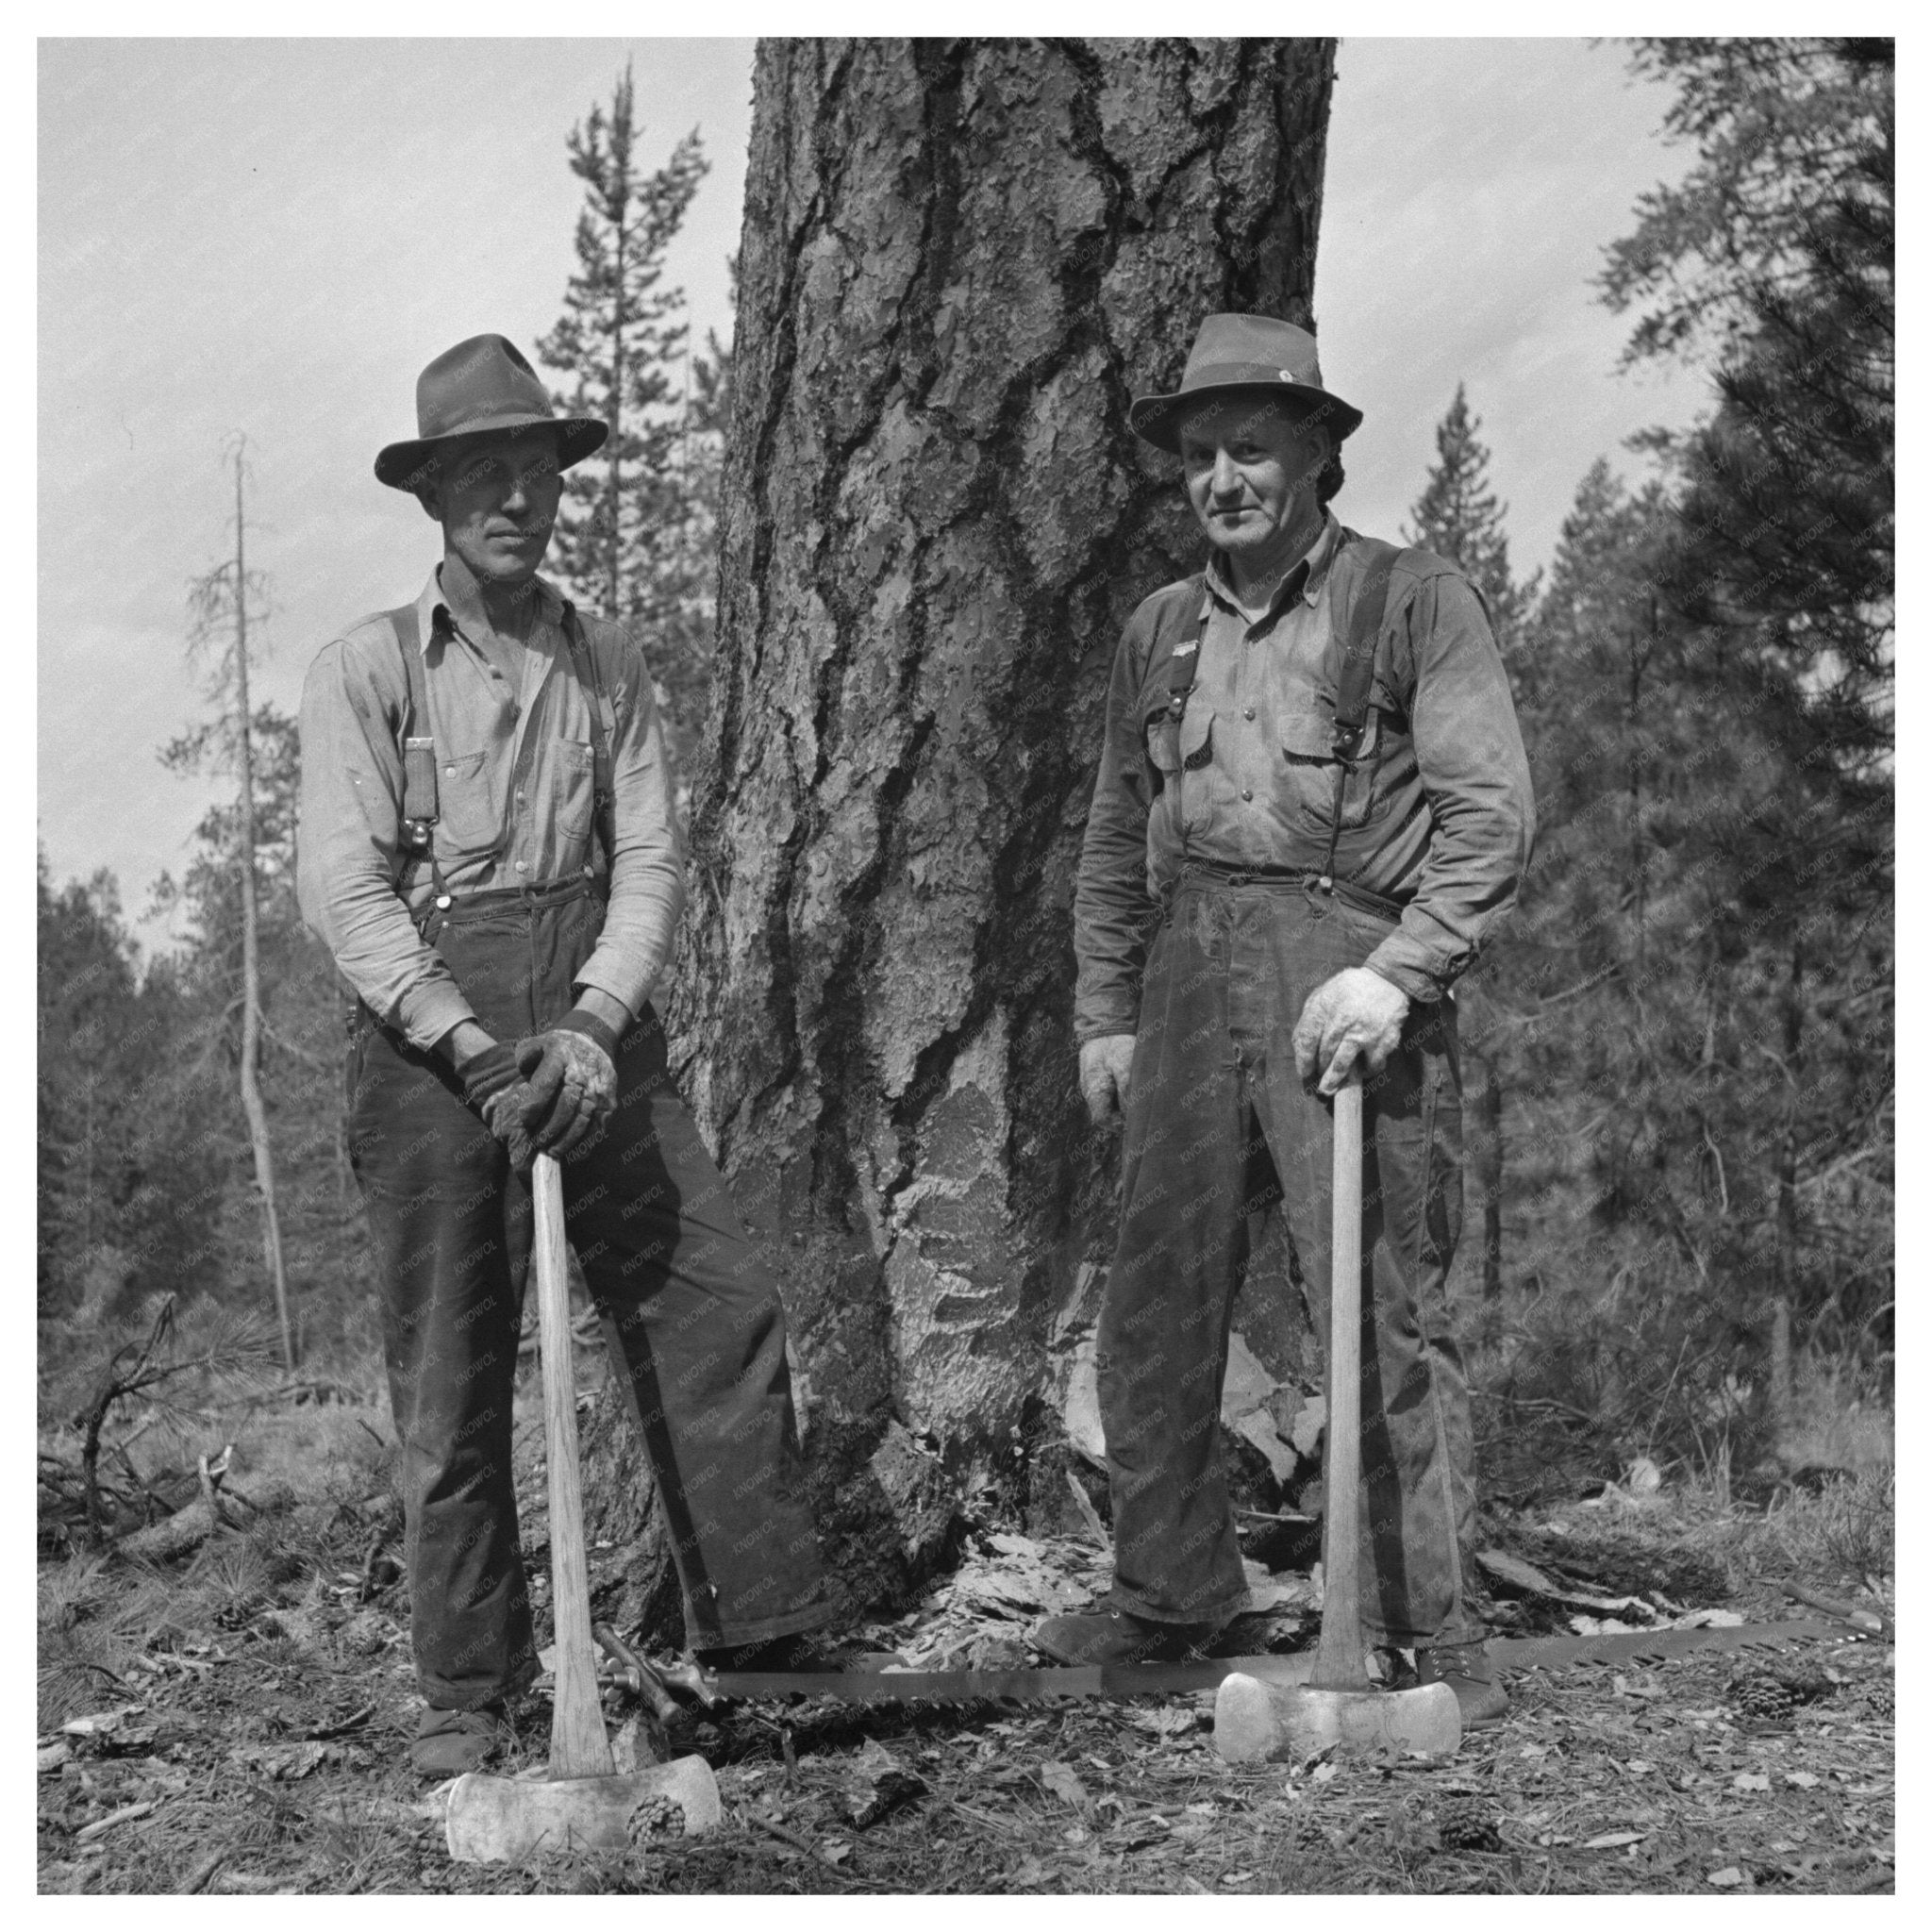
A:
1363,574,1538,1001
570,625,687,1017
295,629,476,1049
1073,613,1161,1042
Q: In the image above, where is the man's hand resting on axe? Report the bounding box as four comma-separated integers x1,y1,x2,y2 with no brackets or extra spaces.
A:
515,1010,623,1158
453,1003,625,1168
1079,1034,1138,1127
1291,968,1410,1096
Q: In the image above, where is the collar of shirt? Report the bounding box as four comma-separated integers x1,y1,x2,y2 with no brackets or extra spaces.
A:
1201,511,1342,628
412,566,578,790
411,566,572,654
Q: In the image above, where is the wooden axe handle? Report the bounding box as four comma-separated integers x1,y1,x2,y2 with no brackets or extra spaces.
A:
535,1153,615,1778
1310,1079,1369,1693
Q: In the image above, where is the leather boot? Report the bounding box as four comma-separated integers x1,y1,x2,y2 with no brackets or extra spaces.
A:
1416,1641,1509,1727
1031,1608,1221,1667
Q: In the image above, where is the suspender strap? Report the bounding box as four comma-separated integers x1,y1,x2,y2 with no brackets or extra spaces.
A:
1317,544,1400,891
1166,587,1208,720
560,604,618,868
388,603,439,844
381,603,454,909
1332,550,1395,759
1162,585,1209,858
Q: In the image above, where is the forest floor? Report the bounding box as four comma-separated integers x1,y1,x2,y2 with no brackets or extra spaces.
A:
38,1380,1893,1897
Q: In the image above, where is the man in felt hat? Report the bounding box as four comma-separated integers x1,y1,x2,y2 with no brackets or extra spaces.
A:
297,335,840,1775
1039,314,1535,1725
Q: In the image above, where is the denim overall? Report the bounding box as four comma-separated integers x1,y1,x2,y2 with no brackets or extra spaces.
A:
1098,870,1483,1646
346,877,831,1708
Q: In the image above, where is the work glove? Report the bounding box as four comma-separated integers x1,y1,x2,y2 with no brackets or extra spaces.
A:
1291,968,1410,1096
1078,1033,1138,1127
513,1011,622,1159
460,1041,540,1173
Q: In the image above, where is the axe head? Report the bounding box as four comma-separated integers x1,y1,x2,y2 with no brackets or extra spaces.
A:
444,1755,722,1864
1213,1674,1462,1763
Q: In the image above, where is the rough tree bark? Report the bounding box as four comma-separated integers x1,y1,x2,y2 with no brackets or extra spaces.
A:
596,38,1340,1631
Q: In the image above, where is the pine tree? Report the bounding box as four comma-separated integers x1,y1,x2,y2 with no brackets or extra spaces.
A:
1662,51,1893,781
655,258,736,791
1600,37,1894,370
537,63,709,767
1474,454,1890,1461
1641,44,1893,1436
1404,384,1536,1297
36,853,232,1330
1403,383,1537,650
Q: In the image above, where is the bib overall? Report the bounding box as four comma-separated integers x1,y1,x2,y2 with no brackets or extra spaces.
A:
347,875,831,1709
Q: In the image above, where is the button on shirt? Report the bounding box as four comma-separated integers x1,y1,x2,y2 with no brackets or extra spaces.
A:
1073,516,1537,1040
296,570,685,1051
1181,514,1351,868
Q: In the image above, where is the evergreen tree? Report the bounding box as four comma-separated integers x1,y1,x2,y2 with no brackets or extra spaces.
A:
1474,455,1890,1462
1638,42,1894,1427
1599,37,1894,370
1404,384,1535,1296
1403,383,1537,650
1662,50,1893,782
656,258,736,791
537,63,710,772
36,853,231,1331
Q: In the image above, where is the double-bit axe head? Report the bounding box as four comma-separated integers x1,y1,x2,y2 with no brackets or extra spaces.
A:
446,1757,723,1863
1213,1674,1461,1762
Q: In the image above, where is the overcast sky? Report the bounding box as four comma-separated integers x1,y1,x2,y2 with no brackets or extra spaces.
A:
38,37,1705,956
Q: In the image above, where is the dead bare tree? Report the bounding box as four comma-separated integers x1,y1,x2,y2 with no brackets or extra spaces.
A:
184,435,294,1370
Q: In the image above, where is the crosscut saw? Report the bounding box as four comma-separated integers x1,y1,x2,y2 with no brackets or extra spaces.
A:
592,1616,1865,1714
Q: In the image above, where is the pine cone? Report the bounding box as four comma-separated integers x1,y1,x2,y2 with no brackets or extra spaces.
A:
1731,1661,1800,1723
1434,1795,1503,1853
1853,1678,1894,1722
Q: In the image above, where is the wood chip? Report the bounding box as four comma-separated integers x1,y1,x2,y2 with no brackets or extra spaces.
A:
76,1800,157,1841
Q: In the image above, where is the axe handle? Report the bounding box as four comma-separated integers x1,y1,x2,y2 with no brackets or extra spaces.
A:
1311,1079,1370,1693
535,1153,615,1778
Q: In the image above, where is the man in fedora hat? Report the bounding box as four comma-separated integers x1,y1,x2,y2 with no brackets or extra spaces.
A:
1040,314,1535,1726
298,334,839,1775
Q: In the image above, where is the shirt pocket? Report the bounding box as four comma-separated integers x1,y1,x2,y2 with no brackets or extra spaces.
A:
1278,711,1380,834
432,748,500,856
1143,704,1181,791
554,739,598,845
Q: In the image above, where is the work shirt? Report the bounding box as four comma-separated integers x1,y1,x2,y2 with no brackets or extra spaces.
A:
1072,516,1536,1041
296,568,685,1051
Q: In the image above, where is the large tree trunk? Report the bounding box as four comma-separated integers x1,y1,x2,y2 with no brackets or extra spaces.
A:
641,38,1335,1613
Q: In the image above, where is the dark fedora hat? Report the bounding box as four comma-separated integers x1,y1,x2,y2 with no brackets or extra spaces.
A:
375,334,608,491
1129,313,1362,455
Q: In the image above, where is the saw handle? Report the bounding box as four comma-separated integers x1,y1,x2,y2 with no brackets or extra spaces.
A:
534,1152,615,1778
1311,1078,1370,1694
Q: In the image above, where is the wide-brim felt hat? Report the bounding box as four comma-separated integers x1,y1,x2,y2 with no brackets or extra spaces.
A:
1129,312,1362,454
375,333,608,491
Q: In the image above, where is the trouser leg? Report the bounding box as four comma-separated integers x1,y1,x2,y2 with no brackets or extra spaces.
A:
566,1009,833,1649
1098,891,1255,1627
347,1020,534,1709
1241,890,1484,1648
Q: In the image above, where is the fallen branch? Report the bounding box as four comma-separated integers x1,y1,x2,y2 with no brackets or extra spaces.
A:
1780,1580,1892,1639
75,1299,177,1534
115,1475,297,1563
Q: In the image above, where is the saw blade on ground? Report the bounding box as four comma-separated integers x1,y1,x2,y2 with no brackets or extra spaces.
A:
697,1617,1857,1705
